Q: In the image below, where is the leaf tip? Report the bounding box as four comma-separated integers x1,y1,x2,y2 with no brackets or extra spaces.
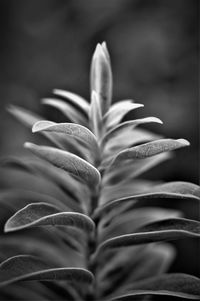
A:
177,139,190,146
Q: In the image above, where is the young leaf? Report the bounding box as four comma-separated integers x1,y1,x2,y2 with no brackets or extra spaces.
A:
53,89,89,115
90,43,112,115
89,91,103,139
5,202,95,233
107,274,200,300
103,100,144,129
24,143,101,187
0,255,94,287
94,218,200,258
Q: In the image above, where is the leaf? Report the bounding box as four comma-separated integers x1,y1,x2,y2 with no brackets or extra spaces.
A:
24,143,101,187
41,98,88,126
101,117,163,149
94,218,200,258
4,202,95,233
89,90,103,139
98,244,175,297
103,100,144,129
102,152,171,188
102,128,163,158
0,255,94,287
106,274,200,300
95,182,200,218
109,139,189,169
32,121,100,165
7,105,43,128
90,42,112,115
53,89,89,114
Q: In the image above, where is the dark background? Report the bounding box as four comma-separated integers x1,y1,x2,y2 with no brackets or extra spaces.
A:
0,0,199,278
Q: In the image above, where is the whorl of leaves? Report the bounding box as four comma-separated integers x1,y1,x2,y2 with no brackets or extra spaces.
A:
0,42,200,301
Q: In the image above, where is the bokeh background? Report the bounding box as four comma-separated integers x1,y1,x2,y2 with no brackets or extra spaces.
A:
0,0,199,278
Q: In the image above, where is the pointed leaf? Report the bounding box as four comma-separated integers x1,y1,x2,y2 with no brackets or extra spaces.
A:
109,139,189,169
94,218,200,258
103,100,144,129
5,202,95,233
41,98,88,126
24,143,101,186
90,43,112,115
53,89,89,114
0,255,94,287
107,274,200,300
101,117,163,149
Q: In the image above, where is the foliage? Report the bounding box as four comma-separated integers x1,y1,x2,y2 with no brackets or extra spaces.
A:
0,43,200,300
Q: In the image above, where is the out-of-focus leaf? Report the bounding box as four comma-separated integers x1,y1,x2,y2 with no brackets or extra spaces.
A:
94,218,200,258
5,202,95,233
99,244,175,297
7,105,43,128
0,255,94,287
101,117,163,149
103,100,144,129
109,139,189,169
53,89,89,114
41,98,88,126
96,182,200,218
106,274,200,300
1,158,86,212
98,207,181,242
24,143,101,187
32,121,100,165
89,91,103,139
90,43,112,115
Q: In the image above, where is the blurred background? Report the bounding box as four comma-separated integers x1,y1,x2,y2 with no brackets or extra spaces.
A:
0,0,199,277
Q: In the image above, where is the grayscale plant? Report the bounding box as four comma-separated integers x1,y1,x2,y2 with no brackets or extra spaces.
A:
0,42,200,300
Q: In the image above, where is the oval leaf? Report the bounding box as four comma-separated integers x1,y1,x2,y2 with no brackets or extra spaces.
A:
5,202,95,233
24,143,101,186
0,255,94,287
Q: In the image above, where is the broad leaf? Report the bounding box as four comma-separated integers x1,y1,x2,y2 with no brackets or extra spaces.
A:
53,89,89,114
0,255,94,287
24,143,101,186
5,202,95,233
106,274,200,300
94,218,200,258
103,100,144,129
